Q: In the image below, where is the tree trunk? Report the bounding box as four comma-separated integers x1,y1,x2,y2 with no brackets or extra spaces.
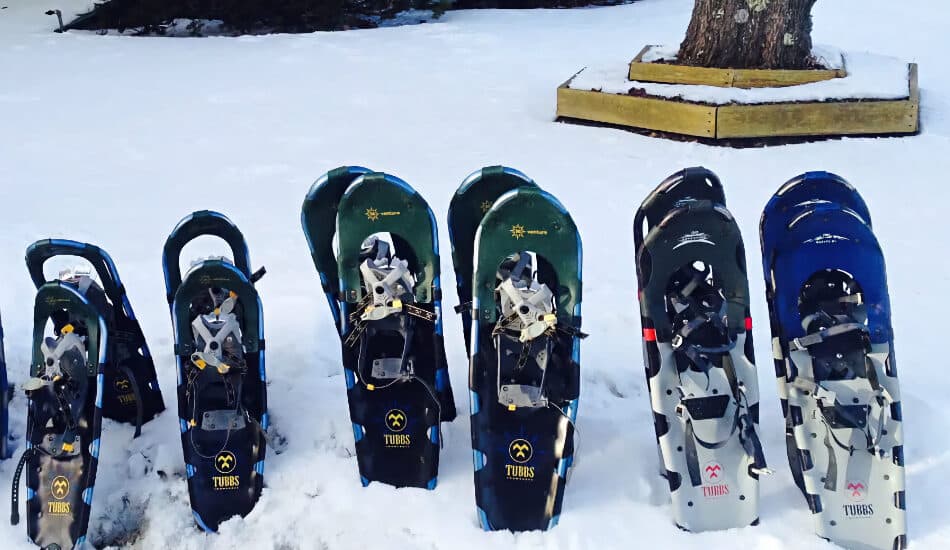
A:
678,0,817,69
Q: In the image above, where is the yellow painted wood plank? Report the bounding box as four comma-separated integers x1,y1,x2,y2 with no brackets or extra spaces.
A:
716,99,918,138
628,45,845,88
556,86,716,138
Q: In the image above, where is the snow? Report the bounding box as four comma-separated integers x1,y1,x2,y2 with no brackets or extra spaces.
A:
0,0,948,549
639,43,845,71
569,49,910,105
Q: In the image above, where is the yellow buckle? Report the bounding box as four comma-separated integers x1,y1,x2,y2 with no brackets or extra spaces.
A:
507,404,516,411
367,384,375,391
61,324,75,334
61,442,74,452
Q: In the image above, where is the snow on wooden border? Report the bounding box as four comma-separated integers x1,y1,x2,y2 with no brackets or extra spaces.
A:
569,50,909,105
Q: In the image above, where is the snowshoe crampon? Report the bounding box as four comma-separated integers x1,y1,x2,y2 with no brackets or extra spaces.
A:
163,211,268,532
302,170,456,489
468,186,582,531
636,173,768,532
448,166,538,355
26,239,166,437
761,173,905,550
11,281,108,549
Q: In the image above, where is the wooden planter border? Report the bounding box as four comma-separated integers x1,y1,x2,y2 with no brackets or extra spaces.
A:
556,64,918,140
628,45,847,88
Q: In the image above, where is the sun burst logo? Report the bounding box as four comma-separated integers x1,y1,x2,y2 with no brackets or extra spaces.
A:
480,200,493,213
510,224,526,239
365,208,380,221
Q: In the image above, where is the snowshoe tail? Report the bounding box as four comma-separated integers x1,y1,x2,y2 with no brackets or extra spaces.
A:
469,186,582,531
636,189,766,532
762,181,905,550
329,172,455,488
25,239,165,433
163,211,268,532
13,282,107,549
301,166,374,336
448,166,538,356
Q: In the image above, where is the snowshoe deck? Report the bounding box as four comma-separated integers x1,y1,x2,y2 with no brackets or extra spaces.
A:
469,187,582,531
448,166,538,355
163,211,268,532
636,201,767,532
14,281,107,549
318,171,455,488
759,171,872,496
763,192,905,550
26,239,165,434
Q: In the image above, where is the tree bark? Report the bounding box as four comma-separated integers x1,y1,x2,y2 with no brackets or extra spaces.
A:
678,0,817,69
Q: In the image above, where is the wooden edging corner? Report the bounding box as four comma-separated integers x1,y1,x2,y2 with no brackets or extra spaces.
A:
556,63,919,140
628,45,846,89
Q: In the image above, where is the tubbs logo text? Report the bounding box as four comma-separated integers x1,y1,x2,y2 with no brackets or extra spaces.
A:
48,476,71,515
114,378,137,405
212,451,240,490
843,504,875,518
702,462,729,498
505,439,535,481
384,409,411,447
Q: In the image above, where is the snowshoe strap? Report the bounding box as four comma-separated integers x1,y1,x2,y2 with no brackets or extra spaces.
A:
789,322,867,352
246,412,288,454
9,448,35,526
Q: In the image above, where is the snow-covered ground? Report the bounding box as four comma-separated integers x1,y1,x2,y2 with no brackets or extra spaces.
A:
1,0,948,548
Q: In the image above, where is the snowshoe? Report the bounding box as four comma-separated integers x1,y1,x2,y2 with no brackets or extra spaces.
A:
761,177,905,550
448,166,538,356
636,195,769,532
468,186,583,531
759,171,872,496
26,239,166,436
163,211,269,532
11,280,108,549
635,167,726,476
302,170,456,489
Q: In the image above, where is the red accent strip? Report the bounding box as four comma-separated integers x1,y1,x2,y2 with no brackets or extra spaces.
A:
643,328,657,342
745,317,753,330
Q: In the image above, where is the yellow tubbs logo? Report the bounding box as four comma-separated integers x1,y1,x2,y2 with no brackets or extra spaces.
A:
215,451,237,474
505,439,535,480
385,409,407,432
480,200,493,214
510,225,526,240
365,207,380,221
508,439,533,463
51,476,70,500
